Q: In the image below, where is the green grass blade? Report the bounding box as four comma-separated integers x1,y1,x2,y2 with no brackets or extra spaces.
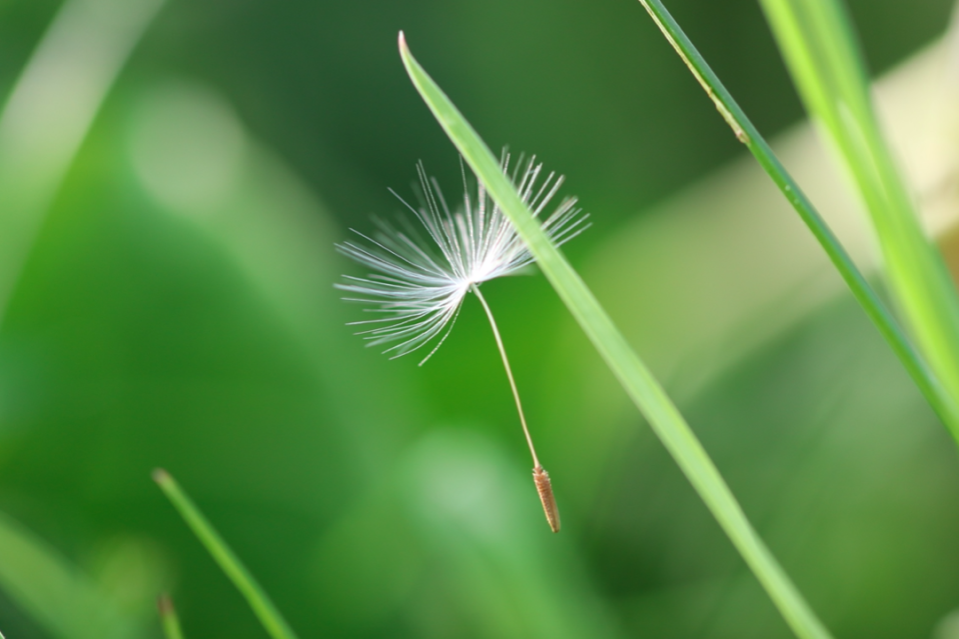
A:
757,0,959,436
0,510,143,639
157,595,185,639
0,0,165,324
632,0,959,436
152,470,300,639
398,32,833,639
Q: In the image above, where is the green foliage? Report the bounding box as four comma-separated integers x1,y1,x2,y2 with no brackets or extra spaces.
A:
0,0,164,319
759,0,959,441
634,0,959,436
0,0,165,636
0,510,145,639
0,1,957,638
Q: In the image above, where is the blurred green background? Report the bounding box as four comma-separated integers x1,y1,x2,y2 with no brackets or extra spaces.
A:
0,0,957,638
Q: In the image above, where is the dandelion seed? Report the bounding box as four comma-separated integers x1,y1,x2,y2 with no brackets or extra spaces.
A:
336,154,588,532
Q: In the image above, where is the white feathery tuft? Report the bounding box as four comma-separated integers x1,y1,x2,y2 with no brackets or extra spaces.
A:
336,154,589,364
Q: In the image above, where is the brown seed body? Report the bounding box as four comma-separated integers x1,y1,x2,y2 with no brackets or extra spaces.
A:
533,465,561,533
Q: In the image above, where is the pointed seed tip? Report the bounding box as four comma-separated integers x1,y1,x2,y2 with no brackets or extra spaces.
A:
157,593,174,615
398,31,407,51
151,468,170,484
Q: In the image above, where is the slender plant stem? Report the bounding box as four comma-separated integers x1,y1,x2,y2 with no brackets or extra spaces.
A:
634,0,959,437
755,0,959,442
153,470,300,639
399,33,832,639
471,283,541,468
158,595,185,639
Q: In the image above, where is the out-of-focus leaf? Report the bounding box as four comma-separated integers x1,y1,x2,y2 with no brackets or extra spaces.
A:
0,509,146,639
400,428,624,639
0,0,164,636
126,79,419,481
0,0,165,322
759,0,959,442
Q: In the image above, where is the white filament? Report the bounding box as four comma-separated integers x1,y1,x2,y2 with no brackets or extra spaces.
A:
336,155,589,364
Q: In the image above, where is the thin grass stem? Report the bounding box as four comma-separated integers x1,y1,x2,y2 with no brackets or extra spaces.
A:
399,32,832,639
153,469,300,639
158,594,185,639
634,0,959,438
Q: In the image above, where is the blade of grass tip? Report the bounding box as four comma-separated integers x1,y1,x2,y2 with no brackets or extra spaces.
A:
756,0,959,437
632,0,959,437
158,595,185,639
152,470,300,639
397,32,833,639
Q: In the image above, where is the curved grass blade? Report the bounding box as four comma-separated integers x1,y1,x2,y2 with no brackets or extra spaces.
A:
633,0,959,437
157,595,185,639
398,32,833,639
152,470,299,639
756,0,959,438
0,510,143,639
0,0,165,325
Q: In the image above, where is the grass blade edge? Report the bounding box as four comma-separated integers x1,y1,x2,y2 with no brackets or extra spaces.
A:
153,469,300,639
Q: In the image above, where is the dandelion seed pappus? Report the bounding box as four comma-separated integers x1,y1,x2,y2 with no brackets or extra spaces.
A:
336,153,588,532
